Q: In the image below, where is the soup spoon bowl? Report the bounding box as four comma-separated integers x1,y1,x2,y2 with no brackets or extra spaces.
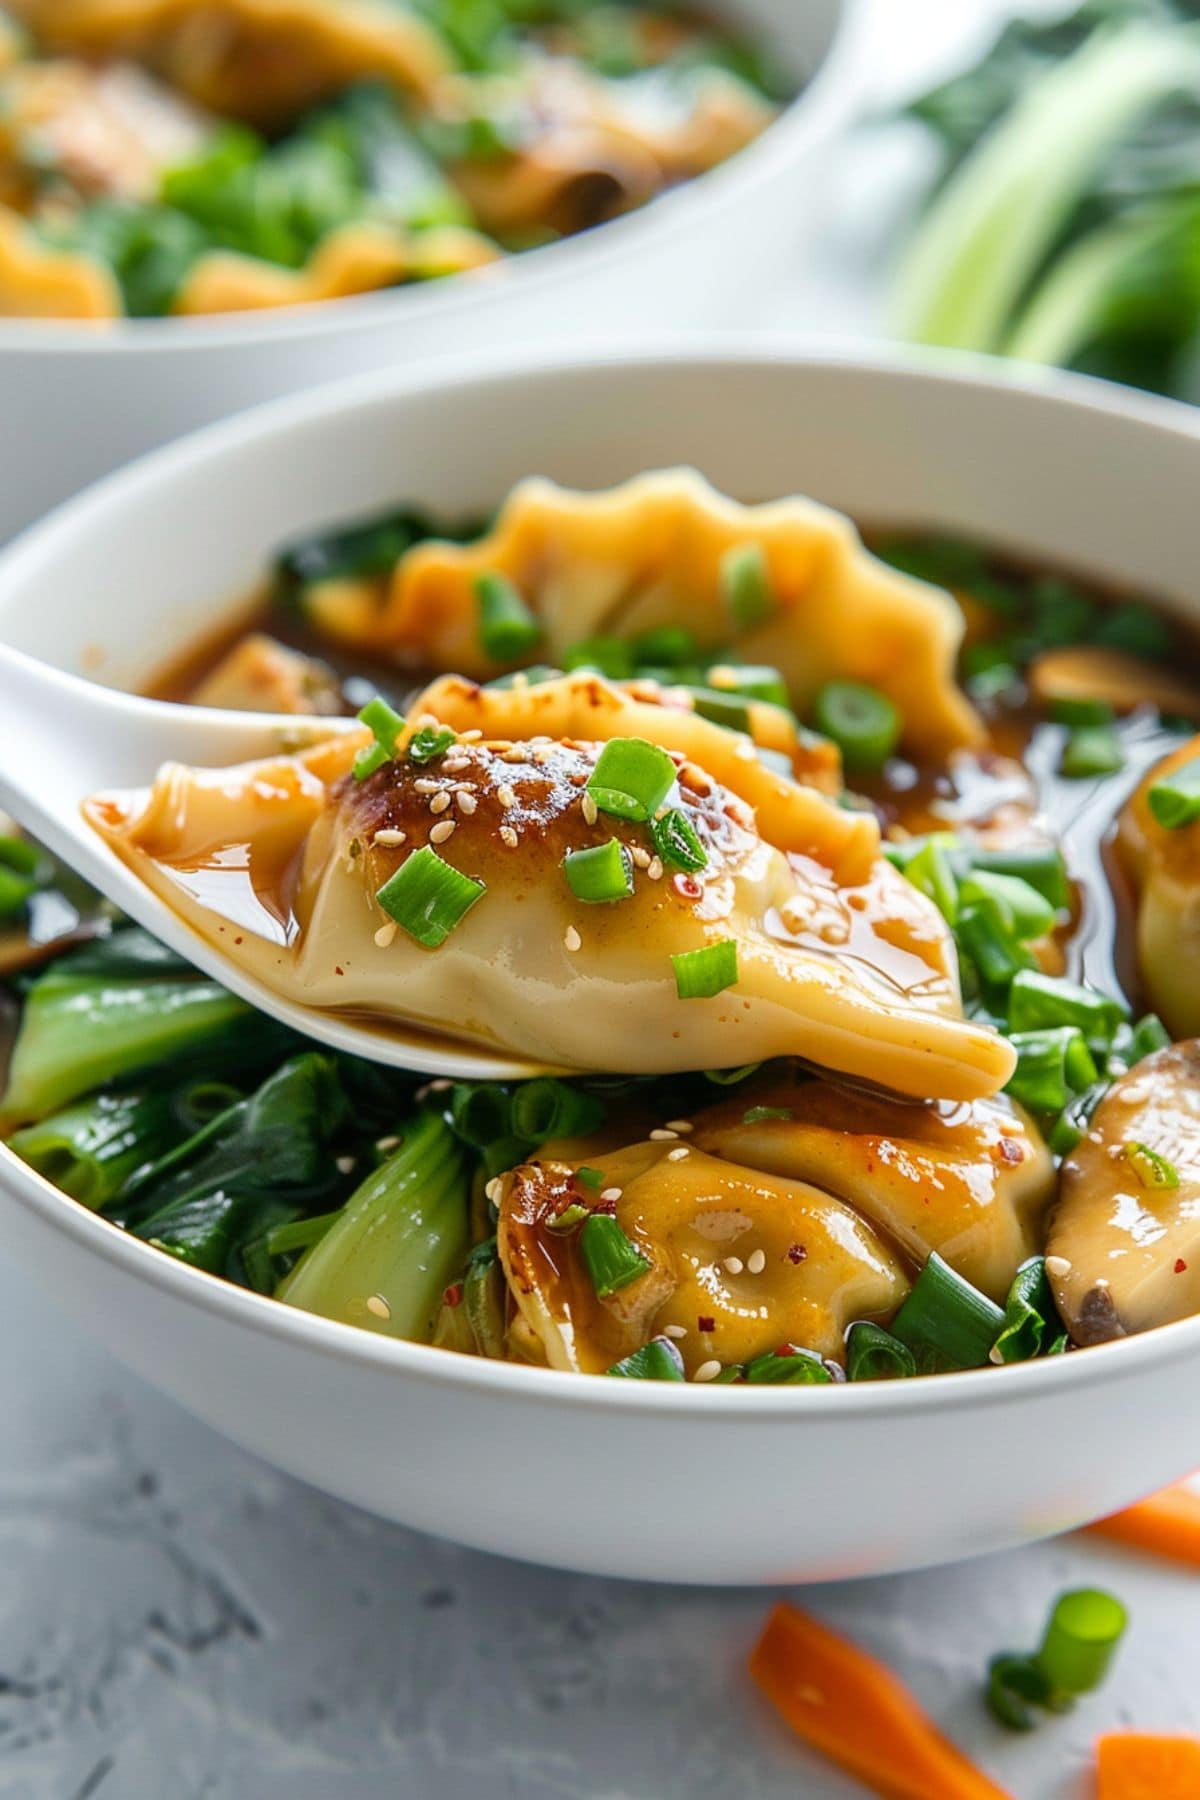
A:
0,642,554,1080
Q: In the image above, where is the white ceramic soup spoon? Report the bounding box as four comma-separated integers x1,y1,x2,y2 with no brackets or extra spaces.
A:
0,643,551,1080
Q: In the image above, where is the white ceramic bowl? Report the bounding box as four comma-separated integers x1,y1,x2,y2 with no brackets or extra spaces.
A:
3,343,1200,1586
0,0,862,544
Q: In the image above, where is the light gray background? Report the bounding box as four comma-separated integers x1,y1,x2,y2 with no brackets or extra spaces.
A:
6,4,1200,1796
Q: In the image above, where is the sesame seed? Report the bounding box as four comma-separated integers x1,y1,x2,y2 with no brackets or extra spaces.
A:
511,672,529,690
647,856,664,881
564,925,582,952
501,747,526,764
500,825,519,848
693,1360,722,1383
414,778,440,794
1044,1255,1072,1278
666,1119,694,1133
373,828,407,846
414,712,439,729
455,790,478,815
746,1248,766,1275
366,1294,391,1321
427,1078,452,1092
460,729,483,741
442,756,469,773
667,1146,689,1162
630,846,651,870
599,1186,622,1204
430,791,452,814
374,920,398,949
581,793,598,825
485,1176,503,1204
497,784,517,809
376,1135,401,1153
723,1256,744,1275
735,740,758,761
650,1128,679,1141
429,819,456,844
662,1324,687,1339
988,1346,1005,1366
335,1155,357,1174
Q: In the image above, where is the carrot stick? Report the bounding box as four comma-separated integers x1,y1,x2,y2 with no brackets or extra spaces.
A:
749,1602,1013,1800
1096,1732,1200,1799
1086,1481,1200,1569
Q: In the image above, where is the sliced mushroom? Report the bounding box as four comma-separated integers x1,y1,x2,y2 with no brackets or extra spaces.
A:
1030,645,1200,722
690,1075,1054,1302
497,1143,909,1374
1047,1042,1200,1344
1116,733,1200,1036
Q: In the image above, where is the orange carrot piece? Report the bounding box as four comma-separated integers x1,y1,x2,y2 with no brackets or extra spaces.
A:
749,1602,1013,1800
1087,1482,1200,1569
1096,1732,1200,1799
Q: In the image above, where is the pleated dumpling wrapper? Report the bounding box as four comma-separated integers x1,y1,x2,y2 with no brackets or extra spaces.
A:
83,671,1015,1098
301,469,984,760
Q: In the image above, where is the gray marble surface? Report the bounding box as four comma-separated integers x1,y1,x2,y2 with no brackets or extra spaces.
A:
7,4,1200,1797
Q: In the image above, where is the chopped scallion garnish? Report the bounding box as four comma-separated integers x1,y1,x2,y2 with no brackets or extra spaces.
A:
845,1321,917,1382
721,542,776,632
585,737,676,823
576,1165,604,1191
743,1346,832,1385
1060,723,1125,780
562,839,635,905
651,808,708,873
579,1213,652,1298
742,1105,792,1124
959,870,1056,942
475,569,543,662
563,635,635,680
1007,970,1126,1043
890,1252,1005,1373
376,846,485,949
991,1258,1064,1365
1123,1141,1180,1190
689,686,753,734
632,625,699,668
672,939,739,1000
509,1078,605,1144
1147,755,1200,829
813,681,903,773
1038,1589,1128,1702
704,663,790,708
1005,1027,1099,1114
606,1337,685,1380
407,724,457,765
353,695,405,780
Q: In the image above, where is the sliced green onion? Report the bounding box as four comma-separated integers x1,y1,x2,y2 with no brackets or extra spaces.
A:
462,1237,506,1358
407,724,457,765
1048,1082,1109,1156
963,844,1071,911
704,1062,761,1086
562,839,634,905
632,625,699,668
890,1252,1005,1373
475,570,543,662
813,681,903,773
1094,603,1171,660
1006,1028,1098,1114
742,1105,793,1124
376,846,485,948
449,1081,512,1148
689,687,753,735
353,694,405,780
959,871,1056,942
901,835,959,924
650,808,708,873
705,662,790,708
1037,1589,1128,1699
563,635,635,679
576,1165,604,1190
1049,695,1115,729
992,1258,1063,1365
986,1654,1054,1732
1123,1141,1180,1190
547,1202,590,1233
486,664,561,689
721,542,776,632
1129,1013,1171,1062
743,1347,832,1385
1060,724,1124,780
956,896,1034,990
509,1078,605,1144
1031,579,1098,650
606,1337,685,1380
1147,756,1200,829
579,1213,651,1298
586,737,676,823
264,1211,341,1257
1008,970,1126,1043
845,1321,918,1382
672,939,739,1000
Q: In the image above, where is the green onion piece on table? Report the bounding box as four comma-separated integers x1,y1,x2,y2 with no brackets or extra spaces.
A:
721,542,776,631
562,839,635,904
579,1213,651,1298
890,1252,1005,1372
813,681,903,773
1148,756,1200,829
586,737,677,822
607,1337,686,1380
376,846,485,948
986,1654,1055,1732
475,569,543,662
845,1321,918,1381
1038,1589,1128,1702
672,940,739,1000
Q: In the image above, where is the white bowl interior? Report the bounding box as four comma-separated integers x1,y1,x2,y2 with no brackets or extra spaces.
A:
3,346,1200,1585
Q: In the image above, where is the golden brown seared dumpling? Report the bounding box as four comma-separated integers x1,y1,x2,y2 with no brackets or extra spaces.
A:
84,702,1014,1098
12,0,451,126
498,1143,909,1375
303,470,983,759
690,1075,1054,1303
1117,734,1200,1037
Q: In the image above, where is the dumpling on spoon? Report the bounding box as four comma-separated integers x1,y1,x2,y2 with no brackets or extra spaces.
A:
299,468,983,759
83,674,1014,1097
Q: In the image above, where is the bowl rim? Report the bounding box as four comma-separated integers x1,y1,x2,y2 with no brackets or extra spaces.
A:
4,332,1200,1419
0,0,865,356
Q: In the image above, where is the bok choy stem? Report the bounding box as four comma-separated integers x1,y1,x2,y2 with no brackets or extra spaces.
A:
8,1088,177,1209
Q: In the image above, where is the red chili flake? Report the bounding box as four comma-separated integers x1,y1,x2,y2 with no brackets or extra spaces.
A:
334,966,345,976
787,1243,808,1264
443,1283,463,1308
233,936,244,946
595,1197,618,1216
672,873,703,901
998,1137,1024,1166
1176,1258,1189,1274
697,1314,716,1334
774,1343,798,1358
